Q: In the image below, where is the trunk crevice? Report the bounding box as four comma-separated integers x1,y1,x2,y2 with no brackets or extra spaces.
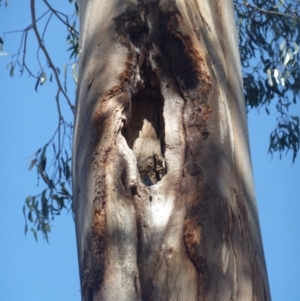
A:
122,62,166,186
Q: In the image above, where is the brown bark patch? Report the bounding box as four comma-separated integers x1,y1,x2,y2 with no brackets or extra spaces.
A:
102,85,123,103
94,85,123,131
120,53,134,86
184,217,210,298
184,217,202,246
82,209,106,300
200,104,212,121
153,8,211,101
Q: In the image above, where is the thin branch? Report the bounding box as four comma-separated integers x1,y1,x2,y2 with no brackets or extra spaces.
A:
13,31,26,68
42,11,53,41
244,1,300,21
21,31,29,76
4,10,50,36
43,0,79,35
30,0,75,113
23,62,38,78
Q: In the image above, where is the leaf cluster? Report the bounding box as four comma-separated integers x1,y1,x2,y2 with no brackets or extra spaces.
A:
235,0,300,161
23,144,72,242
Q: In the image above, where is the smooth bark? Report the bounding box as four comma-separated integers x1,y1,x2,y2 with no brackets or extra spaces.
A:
72,0,271,300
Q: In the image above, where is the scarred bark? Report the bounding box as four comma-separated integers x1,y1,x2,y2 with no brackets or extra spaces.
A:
73,0,271,300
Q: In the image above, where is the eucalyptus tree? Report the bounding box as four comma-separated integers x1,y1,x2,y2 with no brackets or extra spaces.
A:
73,0,269,300
1,0,300,299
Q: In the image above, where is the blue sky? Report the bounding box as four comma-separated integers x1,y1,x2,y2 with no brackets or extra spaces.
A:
0,2,299,300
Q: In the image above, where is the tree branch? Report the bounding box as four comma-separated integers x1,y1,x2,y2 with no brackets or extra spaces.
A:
244,1,300,21
30,0,75,113
43,0,79,36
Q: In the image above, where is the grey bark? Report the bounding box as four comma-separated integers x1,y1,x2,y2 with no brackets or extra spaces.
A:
72,0,271,300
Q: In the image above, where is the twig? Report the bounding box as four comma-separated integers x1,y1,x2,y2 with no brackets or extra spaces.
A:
43,0,79,35
30,0,75,113
244,1,300,21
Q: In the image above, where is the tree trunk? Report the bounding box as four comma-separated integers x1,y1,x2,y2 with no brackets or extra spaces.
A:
72,0,271,300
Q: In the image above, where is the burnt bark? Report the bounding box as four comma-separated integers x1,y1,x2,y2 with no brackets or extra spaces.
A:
73,1,271,300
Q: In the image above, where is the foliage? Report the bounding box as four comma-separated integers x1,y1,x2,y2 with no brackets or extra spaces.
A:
1,0,78,241
23,143,73,242
0,0,299,240
235,0,300,161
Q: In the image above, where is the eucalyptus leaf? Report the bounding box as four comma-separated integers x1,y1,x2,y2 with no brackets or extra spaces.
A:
267,69,273,86
9,66,14,77
292,42,299,55
71,63,77,84
31,228,38,242
28,159,37,170
39,72,47,85
273,69,279,85
283,52,292,66
273,0,284,8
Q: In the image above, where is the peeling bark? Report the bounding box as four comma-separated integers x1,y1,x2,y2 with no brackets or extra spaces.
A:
73,1,271,300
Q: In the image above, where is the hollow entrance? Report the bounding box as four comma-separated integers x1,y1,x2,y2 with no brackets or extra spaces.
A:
122,62,166,186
